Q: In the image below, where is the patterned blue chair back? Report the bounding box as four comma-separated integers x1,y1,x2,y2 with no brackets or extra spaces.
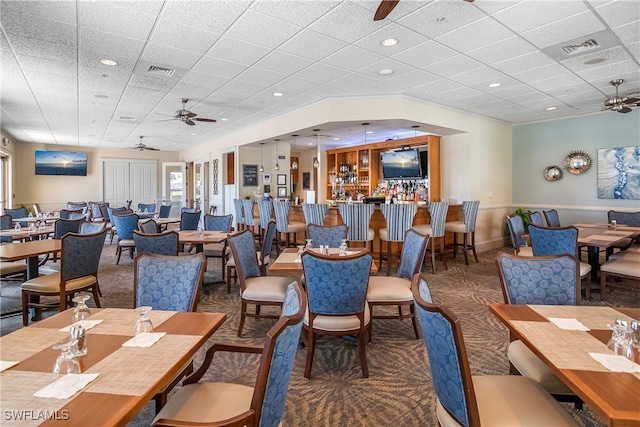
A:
416,275,434,303
505,215,527,249
68,212,87,220
543,209,561,227
413,292,476,427
159,204,172,218
241,199,257,226
6,207,28,227
106,206,128,224
302,250,372,316
302,203,329,226
204,214,233,232
529,224,578,257
111,214,139,240
338,203,375,242
380,203,418,242
254,282,305,427
180,211,201,230
138,219,158,234
495,252,580,305
228,229,262,281
60,208,83,220
89,202,106,220
261,219,277,258
79,222,106,234
1,214,12,243
258,200,274,230
133,230,179,256
233,199,245,226
427,201,449,238
66,202,87,212
461,200,480,232
273,200,292,232
608,210,640,227
61,229,107,281
398,229,429,279
181,207,198,214
99,204,110,221
137,203,156,213
528,211,544,226
54,218,83,239
134,252,205,312
307,224,347,248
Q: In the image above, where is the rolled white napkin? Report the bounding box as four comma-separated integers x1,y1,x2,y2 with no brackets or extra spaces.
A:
0,360,19,372
59,320,103,332
547,317,590,331
122,332,166,348
589,353,640,373
33,373,100,399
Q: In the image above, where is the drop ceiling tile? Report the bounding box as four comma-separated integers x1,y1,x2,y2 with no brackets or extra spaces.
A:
235,67,287,87
7,34,77,63
410,78,466,96
391,40,457,69
612,20,640,46
78,2,157,41
471,0,519,15
161,1,246,35
435,17,514,53
206,36,271,66
355,23,429,55
528,73,586,92
323,45,385,72
79,28,145,63
226,9,301,49
520,11,606,49
492,1,589,34
329,72,380,91
142,44,201,70
190,56,246,79
150,19,220,55
294,63,349,83
492,85,546,101
425,55,483,78
249,0,339,26
15,55,76,77
1,0,78,25
309,2,379,44
271,76,320,94
364,81,406,95
253,50,314,75
560,46,631,73
384,69,440,89
626,41,640,62
279,30,347,61
129,74,178,92
575,59,640,81
448,66,507,87
466,36,537,65
1,10,77,46
492,51,557,75
397,1,487,39
181,71,230,91
511,63,572,84
219,79,266,96
593,0,640,28
441,87,485,102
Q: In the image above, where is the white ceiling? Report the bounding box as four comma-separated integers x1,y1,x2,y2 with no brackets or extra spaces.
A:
1,0,639,152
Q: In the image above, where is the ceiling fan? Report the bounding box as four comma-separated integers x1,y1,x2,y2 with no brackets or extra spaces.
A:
163,98,217,126
603,79,640,113
132,136,159,151
374,0,474,21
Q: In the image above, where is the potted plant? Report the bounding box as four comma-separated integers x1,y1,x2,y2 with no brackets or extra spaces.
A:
514,207,531,233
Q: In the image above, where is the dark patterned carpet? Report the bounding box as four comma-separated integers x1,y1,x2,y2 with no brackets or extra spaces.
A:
1,242,638,426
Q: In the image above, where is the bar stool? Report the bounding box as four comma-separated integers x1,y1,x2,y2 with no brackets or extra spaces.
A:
273,200,306,250
257,199,274,251
233,199,245,231
337,203,375,251
413,201,449,273
379,203,418,275
444,200,479,265
241,199,260,239
301,203,329,226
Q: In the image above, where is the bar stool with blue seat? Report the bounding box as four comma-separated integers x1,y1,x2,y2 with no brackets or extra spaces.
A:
241,199,260,239
379,203,418,275
273,200,306,250
233,199,245,232
301,203,329,226
413,201,449,273
337,203,375,251
444,200,479,266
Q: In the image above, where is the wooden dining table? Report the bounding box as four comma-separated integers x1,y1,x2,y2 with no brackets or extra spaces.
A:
0,239,61,280
490,303,640,427
0,308,227,426
268,247,378,274
177,230,228,253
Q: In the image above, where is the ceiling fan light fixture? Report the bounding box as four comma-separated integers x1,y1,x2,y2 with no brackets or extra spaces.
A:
100,59,118,66
273,92,284,97
487,82,502,88
545,106,557,111
380,38,398,47
379,69,393,76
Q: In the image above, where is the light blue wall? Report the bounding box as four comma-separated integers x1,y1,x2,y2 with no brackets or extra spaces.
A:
512,110,639,224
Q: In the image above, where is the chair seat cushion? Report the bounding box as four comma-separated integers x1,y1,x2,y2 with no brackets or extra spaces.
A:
1,261,27,275
579,261,592,277
412,224,432,236
118,238,135,247
516,246,533,256
203,243,230,257
436,375,580,427
242,276,291,302
609,247,640,260
366,276,412,302
153,382,253,425
601,257,640,277
444,221,465,233
283,222,306,233
304,303,370,332
22,273,96,292
507,340,574,395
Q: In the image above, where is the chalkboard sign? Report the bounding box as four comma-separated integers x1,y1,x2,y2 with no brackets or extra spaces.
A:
243,164,258,187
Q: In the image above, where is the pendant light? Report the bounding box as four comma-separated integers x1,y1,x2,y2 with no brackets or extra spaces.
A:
412,125,420,137
259,143,265,172
362,122,370,143
291,134,299,170
312,129,320,169
274,139,280,171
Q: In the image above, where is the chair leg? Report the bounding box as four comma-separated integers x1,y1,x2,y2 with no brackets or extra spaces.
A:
410,303,419,339
92,283,102,308
430,240,437,274
440,237,448,271
386,241,392,276
470,232,478,263
237,301,247,337
452,233,458,260
128,247,134,259
304,327,317,379
115,246,122,265
462,232,469,266
22,290,29,326
357,329,369,378
226,266,232,293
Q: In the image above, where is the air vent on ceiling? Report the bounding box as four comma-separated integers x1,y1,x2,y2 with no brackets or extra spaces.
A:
542,30,618,62
134,60,188,80
562,39,599,55
147,65,175,77
118,116,138,122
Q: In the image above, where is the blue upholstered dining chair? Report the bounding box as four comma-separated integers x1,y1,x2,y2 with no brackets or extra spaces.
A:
306,224,347,248
133,230,179,256
228,229,293,337
528,211,544,226
106,206,131,244
528,224,592,300
203,214,233,281
367,229,429,339
153,282,305,427
495,251,582,406
158,204,172,218
413,200,449,273
138,219,158,234
337,203,375,250
302,203,329,226
411,279,581,427
21,229,107,326
111,213,140,264
273,200,306,249
1,214,14,242
53,218,83,239
444,200,480,266
607,210,640,251
226,219,277,293
181,207,198,214
241,199,260,238
379,203,418,275
5,207,28,227
59,208,83,220
137,202,156,213
79,221,106,234
301,249,373,378
180,211,201,230
134,251,206,412
233,199,245,231
257,199,274,252
543,209,561,227
505,214,533,256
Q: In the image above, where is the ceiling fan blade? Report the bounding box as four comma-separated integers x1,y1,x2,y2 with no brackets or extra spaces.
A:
157,118,177,122
618,106,632,113
145,146,160,151
185,111,197,118
625,97,639,104
194,118,217,122
185,119,196,126
374,0,399,21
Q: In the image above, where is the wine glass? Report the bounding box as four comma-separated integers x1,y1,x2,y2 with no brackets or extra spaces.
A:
305,239,313,251
134,306,154,335
72,295,91,323
296,245,304,261
339,239,348,256
52,340,81,375
631,321,640,363
607,320,633,360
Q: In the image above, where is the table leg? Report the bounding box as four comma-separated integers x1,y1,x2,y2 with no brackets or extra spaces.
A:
26,255,42,321
587,245,600,282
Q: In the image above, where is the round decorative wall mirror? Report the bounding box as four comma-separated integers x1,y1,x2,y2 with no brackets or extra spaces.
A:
563,150,592,174
544,166,563,181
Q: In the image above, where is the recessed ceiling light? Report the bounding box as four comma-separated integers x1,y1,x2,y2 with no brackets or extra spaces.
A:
273,92,284,97
100,59,117,66
584,57,606,65
378,69,393,76
546,106,557,111
366,131,374,134
190,132,197,136
380,38,398,47
220,118,229,121
94,94,108,99
488,82,502,88
333,137,340,141
307,142,313,146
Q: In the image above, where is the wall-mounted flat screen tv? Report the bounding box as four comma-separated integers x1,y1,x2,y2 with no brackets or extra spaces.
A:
380,148,422,179
35,150,88,176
